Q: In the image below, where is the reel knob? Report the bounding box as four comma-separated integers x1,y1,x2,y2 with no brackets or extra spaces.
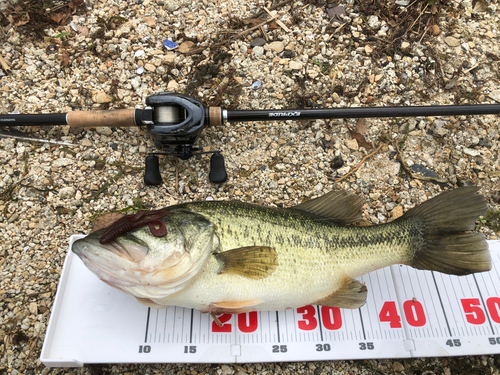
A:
209,153,227,183
144,155,163,186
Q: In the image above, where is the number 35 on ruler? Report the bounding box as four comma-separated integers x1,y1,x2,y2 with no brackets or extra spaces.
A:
211,298,500,332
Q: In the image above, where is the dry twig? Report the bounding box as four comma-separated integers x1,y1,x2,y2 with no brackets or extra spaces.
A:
252,0,294,18
263,7,290,33
335,144,383,183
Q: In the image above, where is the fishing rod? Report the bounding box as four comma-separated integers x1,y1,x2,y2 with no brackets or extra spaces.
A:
2,92,500,185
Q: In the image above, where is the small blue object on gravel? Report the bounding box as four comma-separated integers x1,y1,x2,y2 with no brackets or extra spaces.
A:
251,80,262,90
163,39,178,50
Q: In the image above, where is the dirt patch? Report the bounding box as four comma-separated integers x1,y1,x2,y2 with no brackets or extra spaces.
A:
0,0,87,41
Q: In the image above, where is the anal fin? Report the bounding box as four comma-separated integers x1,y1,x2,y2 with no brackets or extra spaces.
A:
209,299,263,314
214,246,278,279
314,276,367,309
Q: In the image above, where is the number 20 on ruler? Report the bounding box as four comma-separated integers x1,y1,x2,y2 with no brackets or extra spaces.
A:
212,298,500,332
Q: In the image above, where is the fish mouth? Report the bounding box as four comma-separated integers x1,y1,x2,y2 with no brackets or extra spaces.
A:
73,229,150,264
72,230,151,288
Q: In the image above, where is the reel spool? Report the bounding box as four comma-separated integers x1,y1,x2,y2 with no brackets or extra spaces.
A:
155,105,181,124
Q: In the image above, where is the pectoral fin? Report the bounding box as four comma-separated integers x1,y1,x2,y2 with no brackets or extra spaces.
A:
214,246,278,279
314,276,367,309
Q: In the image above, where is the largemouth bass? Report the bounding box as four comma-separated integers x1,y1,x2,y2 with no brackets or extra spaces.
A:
72,187,491,314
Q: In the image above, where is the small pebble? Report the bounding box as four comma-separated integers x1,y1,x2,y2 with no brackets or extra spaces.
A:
431,24,440,36
251,80,262,90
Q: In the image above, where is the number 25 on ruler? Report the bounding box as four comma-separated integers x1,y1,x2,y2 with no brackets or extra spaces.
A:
211,298,500,333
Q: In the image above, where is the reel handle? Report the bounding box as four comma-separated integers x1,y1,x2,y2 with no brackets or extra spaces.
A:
209,153,227,183
144,155,163,186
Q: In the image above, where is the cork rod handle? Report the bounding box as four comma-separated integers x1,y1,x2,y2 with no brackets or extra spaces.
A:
66,109,137,128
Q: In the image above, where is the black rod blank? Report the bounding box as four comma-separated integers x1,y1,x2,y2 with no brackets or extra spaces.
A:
0,113,68,126
226,104,500,123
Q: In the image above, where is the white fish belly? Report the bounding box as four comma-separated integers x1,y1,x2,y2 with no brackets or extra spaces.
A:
150,239,407,311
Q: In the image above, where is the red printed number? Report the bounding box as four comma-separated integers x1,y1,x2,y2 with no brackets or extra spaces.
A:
320,306,342,330
379,301,402,328
461,298,486,325
296,306,342,331
297,305,318,330
487,297,500,323
238,312,258,333
211,313,232,332
212,312,259,333
403,300,426,327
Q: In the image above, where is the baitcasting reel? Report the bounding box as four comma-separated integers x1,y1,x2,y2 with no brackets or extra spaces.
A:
3,91,500,186
141,92,227,185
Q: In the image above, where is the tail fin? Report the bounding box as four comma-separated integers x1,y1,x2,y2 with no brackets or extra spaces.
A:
403,187,491,275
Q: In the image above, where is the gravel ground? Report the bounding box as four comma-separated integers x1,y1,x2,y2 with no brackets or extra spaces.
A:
1,0,500,373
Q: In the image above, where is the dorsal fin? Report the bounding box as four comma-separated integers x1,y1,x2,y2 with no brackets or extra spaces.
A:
291,190,364,224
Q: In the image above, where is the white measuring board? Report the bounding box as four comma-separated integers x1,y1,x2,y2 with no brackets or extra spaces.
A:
41,237,500,367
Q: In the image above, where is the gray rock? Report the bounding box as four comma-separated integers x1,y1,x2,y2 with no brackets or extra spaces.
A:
444,36,461,47
463,147,481,157
39,213,57,229
433,120,448,137
96,127,113,136
367,15,381,30
253,46,264,57
59,186,76,199
131,77,141,90
488,89,500,102
266,41,284,53
250,38,266,47
54,158,74,167
392,361,405,372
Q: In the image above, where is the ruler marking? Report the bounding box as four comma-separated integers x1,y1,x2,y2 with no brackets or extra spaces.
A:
172,306,177,342
163,309,168,344
473,274,495,335
316,305,324,342
431,271,452,336
276,311,280,343
494,252,500,287
291,310,297,343
447,274,467,336
484,270,499,298
411,268,433,335
452,275,474,336
383,269,397,340
144,307,151,343
182,309,187,343
458,275,468,296
259,312,263,344
458,276,475,336
358,308,366,340
154,310,159,343
365,274,375,340
424,271,441,336
189,309,194,344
